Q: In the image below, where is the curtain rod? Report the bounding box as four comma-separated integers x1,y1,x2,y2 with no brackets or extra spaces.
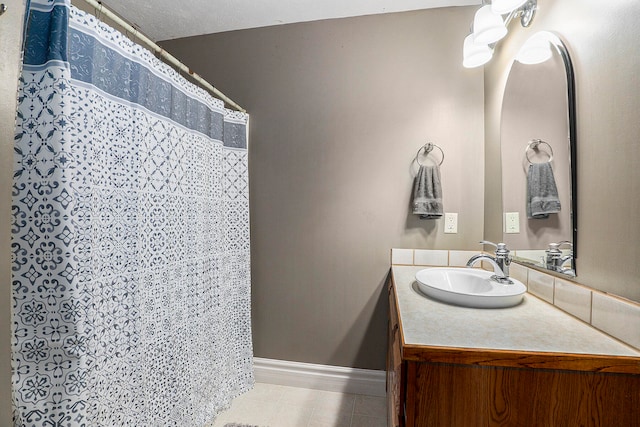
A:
76,0,246,113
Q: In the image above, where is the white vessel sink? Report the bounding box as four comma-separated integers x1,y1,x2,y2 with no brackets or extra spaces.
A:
415,268,526,308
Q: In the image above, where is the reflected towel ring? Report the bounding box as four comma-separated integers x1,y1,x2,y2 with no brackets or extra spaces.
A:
415,142,444,167
525,139,554,164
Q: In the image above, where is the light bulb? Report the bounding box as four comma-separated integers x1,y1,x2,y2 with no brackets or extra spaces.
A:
491,0,528,15
473,5,507,45
516,33,552,64
463,34,493,68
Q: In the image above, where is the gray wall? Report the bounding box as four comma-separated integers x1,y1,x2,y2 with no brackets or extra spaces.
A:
484,0,640,302
162,7,485,369
1,1,26,423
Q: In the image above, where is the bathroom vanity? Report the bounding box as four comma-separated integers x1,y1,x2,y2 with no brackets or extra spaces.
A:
387,266,640,427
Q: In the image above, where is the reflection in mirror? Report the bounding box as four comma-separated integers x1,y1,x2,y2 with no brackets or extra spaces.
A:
500,31,577,277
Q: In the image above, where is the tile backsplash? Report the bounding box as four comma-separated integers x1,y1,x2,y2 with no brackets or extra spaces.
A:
414,249,448,267
391,248,640,351
390,248,414,265
528,269,555,304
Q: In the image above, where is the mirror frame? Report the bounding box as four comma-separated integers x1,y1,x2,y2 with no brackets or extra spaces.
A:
554,32,578,265
506,31,578,275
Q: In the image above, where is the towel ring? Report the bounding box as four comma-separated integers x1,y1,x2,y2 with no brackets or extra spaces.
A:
415,142,444,167
525,139,554,164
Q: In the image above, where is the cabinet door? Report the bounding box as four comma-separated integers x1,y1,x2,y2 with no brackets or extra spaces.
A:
387,281,404,427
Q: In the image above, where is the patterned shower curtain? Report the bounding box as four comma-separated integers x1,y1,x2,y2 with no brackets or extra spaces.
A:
11,1,253,425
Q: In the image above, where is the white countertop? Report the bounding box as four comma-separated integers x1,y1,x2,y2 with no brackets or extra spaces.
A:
392,266,640,357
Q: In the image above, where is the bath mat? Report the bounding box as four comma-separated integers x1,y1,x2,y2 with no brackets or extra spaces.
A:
224,424,266,427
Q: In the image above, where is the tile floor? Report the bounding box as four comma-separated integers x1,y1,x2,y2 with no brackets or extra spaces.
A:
207,382,387,427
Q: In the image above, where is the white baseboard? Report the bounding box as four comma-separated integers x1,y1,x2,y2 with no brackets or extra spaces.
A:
253,357,386,397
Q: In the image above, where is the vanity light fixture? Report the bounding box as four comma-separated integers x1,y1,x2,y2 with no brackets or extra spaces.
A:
463,33,494,68
516,32,552,64
472,5,508,45
462,0,538,68
491,0,528,15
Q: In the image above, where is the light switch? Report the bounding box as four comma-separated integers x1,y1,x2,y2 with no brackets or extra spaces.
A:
505,212,520,233
444,212,458,234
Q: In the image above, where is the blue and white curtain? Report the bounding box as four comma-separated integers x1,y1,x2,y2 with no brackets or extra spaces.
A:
12,1,253,425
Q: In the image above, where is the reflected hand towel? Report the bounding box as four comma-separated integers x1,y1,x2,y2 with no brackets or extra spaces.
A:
412,165,443,219
527,162,561,219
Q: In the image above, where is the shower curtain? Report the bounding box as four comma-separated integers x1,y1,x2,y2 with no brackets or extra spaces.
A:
12,1,253,425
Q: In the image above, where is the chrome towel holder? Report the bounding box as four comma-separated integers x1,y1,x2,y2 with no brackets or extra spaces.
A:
415,142,444,167
525,138,554,164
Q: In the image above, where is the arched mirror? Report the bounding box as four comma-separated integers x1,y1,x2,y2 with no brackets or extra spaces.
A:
500,31,577,277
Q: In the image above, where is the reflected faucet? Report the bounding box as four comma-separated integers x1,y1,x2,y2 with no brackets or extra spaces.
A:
466,241,513,284
545,241,573,273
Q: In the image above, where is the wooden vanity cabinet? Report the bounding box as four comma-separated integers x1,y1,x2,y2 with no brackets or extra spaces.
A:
387,278,405,427
387,277,640,427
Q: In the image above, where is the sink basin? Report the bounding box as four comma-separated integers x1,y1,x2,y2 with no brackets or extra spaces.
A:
415,268,526,308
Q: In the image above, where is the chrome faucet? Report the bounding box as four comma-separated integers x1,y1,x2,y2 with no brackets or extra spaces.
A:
545,241,573,272
466,241,513,284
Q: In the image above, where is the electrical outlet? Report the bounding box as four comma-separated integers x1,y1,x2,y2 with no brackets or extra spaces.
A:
505,212,520,233
444,212,458,234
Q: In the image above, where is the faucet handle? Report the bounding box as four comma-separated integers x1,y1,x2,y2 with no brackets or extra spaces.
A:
480,241,510,259
479,240,498,248
548,241,572,251
546,243,563,260
479,240,509,251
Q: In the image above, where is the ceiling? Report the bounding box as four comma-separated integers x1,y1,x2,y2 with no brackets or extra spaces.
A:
100,0,481,41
